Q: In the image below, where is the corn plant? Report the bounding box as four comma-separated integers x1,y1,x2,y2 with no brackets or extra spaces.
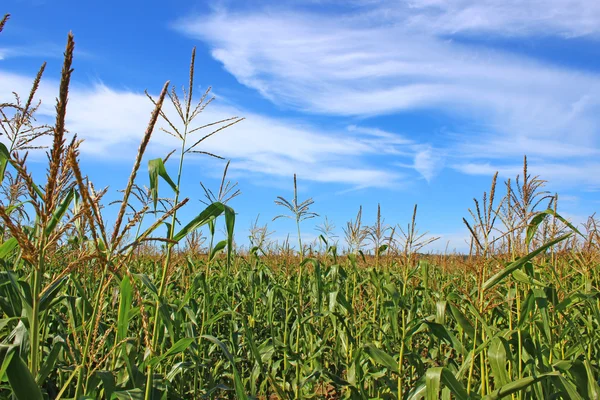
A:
273,174,318,262
0,15,598,400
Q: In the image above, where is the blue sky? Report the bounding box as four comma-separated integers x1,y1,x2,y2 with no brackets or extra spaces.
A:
2,0,600,253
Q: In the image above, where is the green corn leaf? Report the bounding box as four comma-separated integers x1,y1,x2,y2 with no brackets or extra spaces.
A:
526,209,584,247
4,347,43,400
0,237,18,260
425,367,470,400
488,337,511,388
483,372,560,400
44,188,74,236
407,376,427,400
511,269,545,286
172,202,226,243
4,272,32,321
364,344,398,374
166,361,194,382
483,233,571,291
209,239,227,262
0,272,22,318
518,291,535,328
0,142,9,185
448,303,476,343
557,360,591,398
39,275,68,312
242,316,286,399
147,337,194,367
532,288,552,343
556,292,590,313
584,360,600,400
36,339,63,384
148,157,178,210
554,375,584,400
424,321,466,356
133,273,159,299
436,301,447,324
117,275,133,343
96,370,117,398
110,388,144,400
0,345,15,381
202,335,248,400
224,204,235,269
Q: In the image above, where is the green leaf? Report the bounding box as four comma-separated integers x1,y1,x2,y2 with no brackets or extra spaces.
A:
0,345,15,381
147,337,194,367
0,237,18,260
172,202,226,243
39,275,68,312
37,340,63,384
483,233,571,291
166,361,194,382
133,273,158,299
148,157,178,210
554,375,584,400
96,371,116,398
0,272,22,318
448,303,476,343
45,188,74,236
511,269,545,287
424,321,466,356
488,337,511,388
584,360,600,400
425,367,470,400
209,240,227,262
4,347,43,400
526,209,584,247
202,335,248,400
483,372,560,400
117,275,133,343
3,272,32,321
224,204,235,270
111,388,144,400
364,344,398,374
0,142,9,185
242,316,286,399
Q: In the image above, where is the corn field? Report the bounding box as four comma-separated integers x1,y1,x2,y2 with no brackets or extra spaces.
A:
1,16,600,400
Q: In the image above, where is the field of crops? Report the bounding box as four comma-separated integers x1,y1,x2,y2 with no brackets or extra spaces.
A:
1,16,600,400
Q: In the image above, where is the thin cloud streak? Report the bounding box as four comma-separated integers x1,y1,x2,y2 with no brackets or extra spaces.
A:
453,161,600,188
175,4,600,187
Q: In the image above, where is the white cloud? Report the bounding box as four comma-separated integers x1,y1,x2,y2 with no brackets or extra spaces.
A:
413,146,444,182
176,9,600,141
395,0,600,38
174,4,600,188
453,161,600,188
0,69,419,188
348,125,444,181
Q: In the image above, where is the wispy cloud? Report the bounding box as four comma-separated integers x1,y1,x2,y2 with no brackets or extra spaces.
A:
381,0,600,38
175,3,600,187
0,44,73,60
348,125,444,182
0,69,420,188
413,146,445,182
453,161,600,189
